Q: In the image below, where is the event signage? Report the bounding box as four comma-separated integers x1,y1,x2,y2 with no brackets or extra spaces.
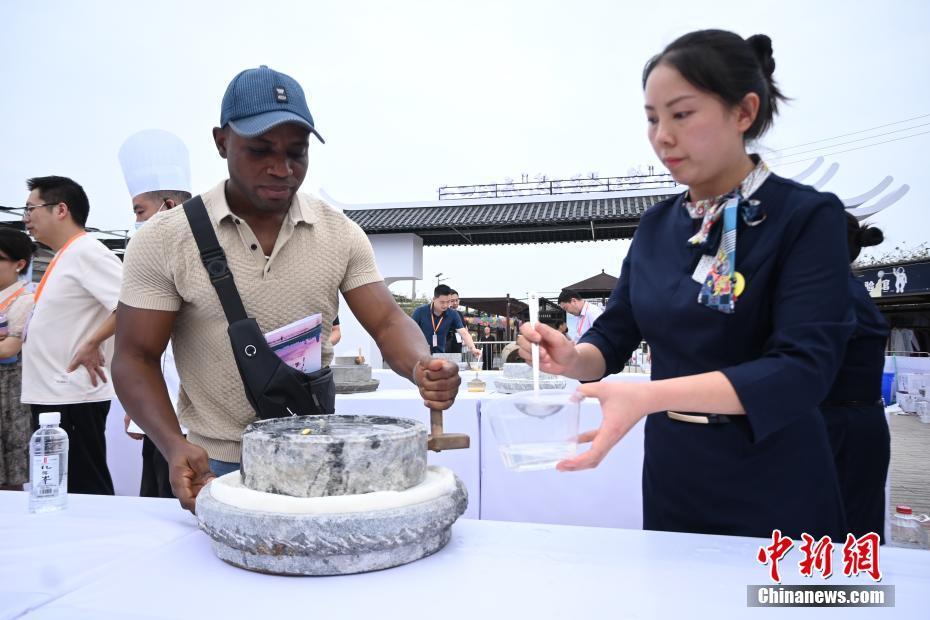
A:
855,261,930,298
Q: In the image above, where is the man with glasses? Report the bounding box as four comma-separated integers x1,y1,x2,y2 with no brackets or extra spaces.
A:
558,289,603,343
20,175,123,495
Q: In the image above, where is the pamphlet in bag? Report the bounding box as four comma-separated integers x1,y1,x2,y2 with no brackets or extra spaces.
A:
264,313,323,374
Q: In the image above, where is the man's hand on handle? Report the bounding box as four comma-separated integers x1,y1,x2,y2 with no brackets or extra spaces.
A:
415,358,460,411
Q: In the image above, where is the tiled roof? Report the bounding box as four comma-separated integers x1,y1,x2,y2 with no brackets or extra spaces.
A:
563,270,619,293
344,193,676,246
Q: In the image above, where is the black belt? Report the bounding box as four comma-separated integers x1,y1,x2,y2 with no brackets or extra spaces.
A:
821,399,884,407
666,411,735,425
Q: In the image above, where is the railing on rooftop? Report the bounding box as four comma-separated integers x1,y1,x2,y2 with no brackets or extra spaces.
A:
438,173,677,200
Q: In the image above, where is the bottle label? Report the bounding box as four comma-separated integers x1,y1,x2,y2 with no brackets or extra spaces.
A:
32,454,60,496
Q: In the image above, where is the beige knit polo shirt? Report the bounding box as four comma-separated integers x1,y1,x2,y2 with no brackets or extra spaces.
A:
120,181,382,462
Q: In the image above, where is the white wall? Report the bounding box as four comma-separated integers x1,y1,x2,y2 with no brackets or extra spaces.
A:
334,234,423,369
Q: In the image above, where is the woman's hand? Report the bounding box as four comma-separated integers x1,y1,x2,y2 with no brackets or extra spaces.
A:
557,381,651,471
517,322,580,376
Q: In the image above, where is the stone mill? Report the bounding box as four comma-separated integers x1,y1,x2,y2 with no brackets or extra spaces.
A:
196,414,468,575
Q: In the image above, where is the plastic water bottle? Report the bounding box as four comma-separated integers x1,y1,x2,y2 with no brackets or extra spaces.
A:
29,412,69,513
890,505,923,549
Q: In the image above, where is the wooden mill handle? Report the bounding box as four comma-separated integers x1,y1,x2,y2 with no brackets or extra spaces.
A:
430,409,444,437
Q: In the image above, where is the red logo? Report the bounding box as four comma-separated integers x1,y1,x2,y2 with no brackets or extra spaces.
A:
758,531,882,583
842,533,882,581
756,529,794,583
798,534,834,578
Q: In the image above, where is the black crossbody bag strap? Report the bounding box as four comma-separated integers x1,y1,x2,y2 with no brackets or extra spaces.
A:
182,196,334,419
183,196,248,322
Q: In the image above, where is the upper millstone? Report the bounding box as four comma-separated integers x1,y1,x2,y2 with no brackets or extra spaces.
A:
240,415,427,498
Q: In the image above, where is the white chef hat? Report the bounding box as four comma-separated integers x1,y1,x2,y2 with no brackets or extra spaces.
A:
118,129,191,198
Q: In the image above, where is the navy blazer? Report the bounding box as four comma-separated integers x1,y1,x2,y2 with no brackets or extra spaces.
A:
580,173,854,538
824,274,890,402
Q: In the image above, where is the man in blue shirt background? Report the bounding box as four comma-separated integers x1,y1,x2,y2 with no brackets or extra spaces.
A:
412,284,481,358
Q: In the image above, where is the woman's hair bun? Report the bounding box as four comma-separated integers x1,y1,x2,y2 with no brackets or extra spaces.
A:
746,34,775,77
858,225,885,248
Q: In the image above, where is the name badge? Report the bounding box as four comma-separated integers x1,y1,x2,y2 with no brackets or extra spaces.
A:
432,334,438,347
691,254,716,284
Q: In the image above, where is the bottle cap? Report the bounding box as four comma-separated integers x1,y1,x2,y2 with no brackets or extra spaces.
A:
895,505,913,515
38,411,61,426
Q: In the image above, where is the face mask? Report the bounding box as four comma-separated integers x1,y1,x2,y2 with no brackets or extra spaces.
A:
132,200,168,231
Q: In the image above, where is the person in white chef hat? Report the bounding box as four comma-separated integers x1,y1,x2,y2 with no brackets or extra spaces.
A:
117,129,191,498
118,129,192,228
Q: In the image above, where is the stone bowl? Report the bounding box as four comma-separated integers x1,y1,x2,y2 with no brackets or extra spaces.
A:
493,377,568,394
502,362,560,381
240,415,426,498
197,467,468,576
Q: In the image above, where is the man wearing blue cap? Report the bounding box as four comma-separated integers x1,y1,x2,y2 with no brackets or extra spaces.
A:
114,66,461,512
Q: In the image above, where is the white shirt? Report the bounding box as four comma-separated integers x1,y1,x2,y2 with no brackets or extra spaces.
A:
21,235,123,404
568,301,604,343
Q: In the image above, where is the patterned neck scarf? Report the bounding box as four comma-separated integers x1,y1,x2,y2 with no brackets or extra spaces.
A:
684,156,770,313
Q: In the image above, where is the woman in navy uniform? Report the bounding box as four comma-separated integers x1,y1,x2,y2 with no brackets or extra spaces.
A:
519,30,853,539
820,216,890,540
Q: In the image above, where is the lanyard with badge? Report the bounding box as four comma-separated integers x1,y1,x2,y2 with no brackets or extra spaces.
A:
23,231,86,342
430,307,444,348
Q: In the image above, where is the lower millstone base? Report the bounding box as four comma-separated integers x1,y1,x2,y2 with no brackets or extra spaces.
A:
211,528,451,575
197,472,468,576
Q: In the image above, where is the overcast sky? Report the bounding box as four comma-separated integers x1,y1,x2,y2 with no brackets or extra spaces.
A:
2,0,927,301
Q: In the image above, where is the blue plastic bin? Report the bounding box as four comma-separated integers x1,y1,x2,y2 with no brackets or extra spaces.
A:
881,372,895,405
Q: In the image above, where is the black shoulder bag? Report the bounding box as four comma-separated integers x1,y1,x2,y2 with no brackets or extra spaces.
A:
183,196,335,420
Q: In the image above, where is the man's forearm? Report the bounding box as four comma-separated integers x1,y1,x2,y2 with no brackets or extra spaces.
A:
375,310,431,383
460,329,478,352
113,353,184,453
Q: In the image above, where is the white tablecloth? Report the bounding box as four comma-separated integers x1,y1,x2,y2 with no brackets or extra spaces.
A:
0,493,197,620
3,492,927,620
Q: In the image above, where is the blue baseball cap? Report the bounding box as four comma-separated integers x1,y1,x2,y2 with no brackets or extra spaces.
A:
220,65,325,143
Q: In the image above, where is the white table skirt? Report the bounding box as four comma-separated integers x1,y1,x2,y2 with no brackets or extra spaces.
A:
3,492,927,620
479,398,646,528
